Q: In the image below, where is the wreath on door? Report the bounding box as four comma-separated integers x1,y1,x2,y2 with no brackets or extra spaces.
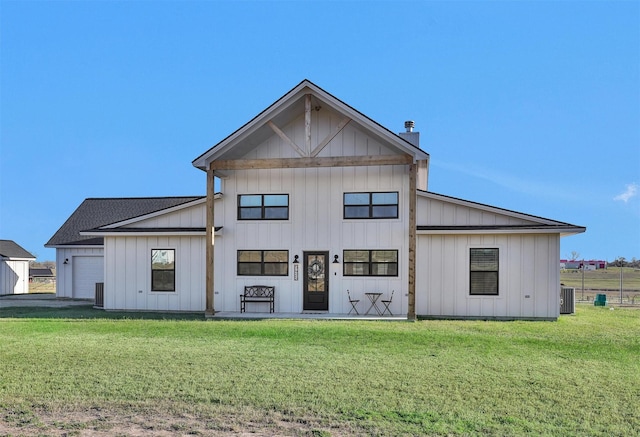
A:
307,259,324,280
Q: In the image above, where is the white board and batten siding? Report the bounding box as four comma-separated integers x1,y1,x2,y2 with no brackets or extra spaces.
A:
0,259,30,295
415,194,561,320
55,247,104,299
121,202,206,229
103,236,205,311
213,113,409,314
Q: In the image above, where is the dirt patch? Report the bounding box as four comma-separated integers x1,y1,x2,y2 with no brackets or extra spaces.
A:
0,405,356,436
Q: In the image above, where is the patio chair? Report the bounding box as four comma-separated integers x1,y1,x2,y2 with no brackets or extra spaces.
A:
381,290,394,316
347,289,359,315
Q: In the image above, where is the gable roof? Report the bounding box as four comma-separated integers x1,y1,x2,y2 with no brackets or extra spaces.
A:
0,240,36,259
30,268,54,277
417,191,586,236
45,197,204,247
192,79,429,170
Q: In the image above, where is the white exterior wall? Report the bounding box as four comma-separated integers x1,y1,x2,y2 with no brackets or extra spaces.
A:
104,235,205,311
55,247,104,298
0,259,30,295
416,233,560,320
213,112,409,314
122,203,206,228
214,165,408,314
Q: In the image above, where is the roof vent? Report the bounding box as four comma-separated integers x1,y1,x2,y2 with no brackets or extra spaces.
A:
404,120,415,132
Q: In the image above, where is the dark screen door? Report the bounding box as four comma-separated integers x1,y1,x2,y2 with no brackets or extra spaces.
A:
303,251,329,311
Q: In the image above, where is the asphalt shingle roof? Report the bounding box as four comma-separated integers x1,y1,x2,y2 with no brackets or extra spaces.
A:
0,240,36,259
45,197,203,247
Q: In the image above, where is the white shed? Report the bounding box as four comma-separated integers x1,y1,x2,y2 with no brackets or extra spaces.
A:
0,240,36,295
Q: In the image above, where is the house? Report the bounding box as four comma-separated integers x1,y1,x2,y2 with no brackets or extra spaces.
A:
29,268,55,283
47,79,585,319
0,239,36,295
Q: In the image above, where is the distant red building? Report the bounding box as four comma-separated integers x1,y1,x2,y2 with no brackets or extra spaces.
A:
560,260,606,270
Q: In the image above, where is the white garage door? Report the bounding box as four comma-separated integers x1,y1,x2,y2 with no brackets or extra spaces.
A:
72,256,104,299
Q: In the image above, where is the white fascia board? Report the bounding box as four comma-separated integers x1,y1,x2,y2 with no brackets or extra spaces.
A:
417,227,584,236
80,230,207,237
100,197,210,229
418,191,575,226
45,245,104,249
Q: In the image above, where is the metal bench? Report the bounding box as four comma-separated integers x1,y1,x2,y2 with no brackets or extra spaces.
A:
240,285,275,313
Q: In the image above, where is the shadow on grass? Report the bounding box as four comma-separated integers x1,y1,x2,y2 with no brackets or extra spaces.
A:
0,305,206,321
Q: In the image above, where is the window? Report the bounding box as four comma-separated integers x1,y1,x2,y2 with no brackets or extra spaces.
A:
151,249,175,291
343,250,398,276
238,194,289,220
470,248,499,295
238,250,289,276
344,192,398,219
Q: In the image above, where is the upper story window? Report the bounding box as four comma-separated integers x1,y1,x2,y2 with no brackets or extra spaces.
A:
344,192,398,219
469,248,499,295
151,249,175,292
343,250,398,276
238,194,289,220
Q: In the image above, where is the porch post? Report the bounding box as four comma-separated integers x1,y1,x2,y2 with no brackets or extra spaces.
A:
205,166,215,315
408,162,417,320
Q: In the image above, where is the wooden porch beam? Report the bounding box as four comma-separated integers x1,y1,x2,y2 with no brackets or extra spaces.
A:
408,163,417,320
267,121,307,158
205,166,215,315
310,117,351,157
210,154,413,170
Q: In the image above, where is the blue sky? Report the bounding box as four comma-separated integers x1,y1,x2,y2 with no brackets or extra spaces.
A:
1,1,638,262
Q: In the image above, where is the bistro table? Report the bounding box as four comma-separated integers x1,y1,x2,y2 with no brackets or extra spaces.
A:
364,292,383,315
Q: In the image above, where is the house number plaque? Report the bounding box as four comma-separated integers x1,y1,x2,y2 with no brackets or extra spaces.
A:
294,264,299,281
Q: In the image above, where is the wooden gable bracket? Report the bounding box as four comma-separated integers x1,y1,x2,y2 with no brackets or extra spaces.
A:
267,94,352,158
310,116,351,157
267,121,307,157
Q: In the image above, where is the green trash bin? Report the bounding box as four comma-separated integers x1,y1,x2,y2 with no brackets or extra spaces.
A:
594,294,607,306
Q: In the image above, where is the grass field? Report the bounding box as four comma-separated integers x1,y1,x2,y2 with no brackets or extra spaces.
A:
1,306,638,436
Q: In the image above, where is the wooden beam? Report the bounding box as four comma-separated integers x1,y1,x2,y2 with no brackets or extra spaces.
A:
305,94,312,154
310,117,351,157
205,167,215,315
267,121,307,157
407,163,417,320
210,154,413,170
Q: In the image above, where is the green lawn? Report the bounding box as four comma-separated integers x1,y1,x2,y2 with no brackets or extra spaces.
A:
1,306,638,436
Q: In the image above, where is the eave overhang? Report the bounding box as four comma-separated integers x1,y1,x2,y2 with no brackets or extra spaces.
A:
417,225,586,236
79,227,222,237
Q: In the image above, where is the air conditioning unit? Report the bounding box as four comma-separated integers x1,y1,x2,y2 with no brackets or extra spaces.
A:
560,287,575,314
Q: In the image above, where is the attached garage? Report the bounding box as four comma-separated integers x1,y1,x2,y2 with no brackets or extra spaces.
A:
72,256,103,299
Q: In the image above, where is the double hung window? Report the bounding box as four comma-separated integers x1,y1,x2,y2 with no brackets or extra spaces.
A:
238,194,289,220
344,192,398,219
151,249,175,291
343,250,398,276
469,248,499,295
238,250,289,276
